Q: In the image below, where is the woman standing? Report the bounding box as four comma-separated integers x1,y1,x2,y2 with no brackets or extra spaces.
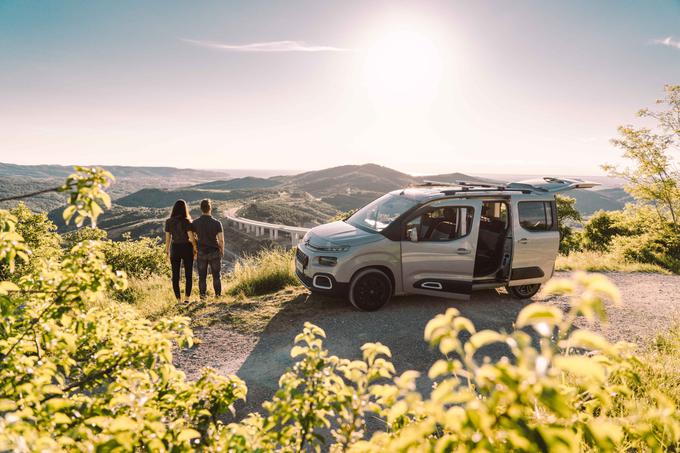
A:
164,200,197,303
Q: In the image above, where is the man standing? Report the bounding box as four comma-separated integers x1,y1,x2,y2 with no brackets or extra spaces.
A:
192,199,224,298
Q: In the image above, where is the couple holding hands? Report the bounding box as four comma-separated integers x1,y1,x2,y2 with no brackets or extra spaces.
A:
164,198,224,302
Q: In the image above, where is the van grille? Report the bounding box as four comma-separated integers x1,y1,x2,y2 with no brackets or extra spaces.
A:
296,248,309,268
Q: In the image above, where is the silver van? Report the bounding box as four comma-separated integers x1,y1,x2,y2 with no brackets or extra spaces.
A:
295,178,598,311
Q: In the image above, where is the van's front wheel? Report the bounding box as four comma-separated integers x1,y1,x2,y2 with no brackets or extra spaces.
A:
507,284,541,299
349,269,392,311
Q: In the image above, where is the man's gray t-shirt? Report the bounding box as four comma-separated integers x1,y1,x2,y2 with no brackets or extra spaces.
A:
192,215,223,254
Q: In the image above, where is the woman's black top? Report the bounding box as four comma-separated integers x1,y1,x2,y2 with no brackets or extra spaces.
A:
164,217,194,244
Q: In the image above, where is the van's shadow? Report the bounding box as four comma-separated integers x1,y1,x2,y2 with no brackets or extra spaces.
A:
234,289,532,418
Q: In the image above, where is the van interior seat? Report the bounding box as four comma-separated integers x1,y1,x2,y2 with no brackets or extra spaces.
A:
429,221,456,241
474,217,508,277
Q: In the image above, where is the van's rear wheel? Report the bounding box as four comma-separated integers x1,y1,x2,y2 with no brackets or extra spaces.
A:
507,284,541,299
349,269,392,311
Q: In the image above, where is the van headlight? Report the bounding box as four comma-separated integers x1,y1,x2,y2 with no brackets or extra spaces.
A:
318,256,338,266
317,244,350,252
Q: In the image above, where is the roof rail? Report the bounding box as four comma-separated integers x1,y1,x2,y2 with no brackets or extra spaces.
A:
440,187,533,195
456,180,507,189
416,180,459,187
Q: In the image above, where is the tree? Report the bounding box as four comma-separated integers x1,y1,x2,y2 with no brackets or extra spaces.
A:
555,195,582,253
604,85,680,224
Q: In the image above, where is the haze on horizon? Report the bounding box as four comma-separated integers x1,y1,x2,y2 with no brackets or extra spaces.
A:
1,0,679,176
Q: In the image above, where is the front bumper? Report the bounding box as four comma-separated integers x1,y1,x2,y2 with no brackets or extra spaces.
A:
295,247,349,298
295,268,349,297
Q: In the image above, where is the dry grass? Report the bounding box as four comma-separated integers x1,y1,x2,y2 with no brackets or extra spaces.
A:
114,275,181,320
226,247,300,297
642,324,680,406
556,251,670,274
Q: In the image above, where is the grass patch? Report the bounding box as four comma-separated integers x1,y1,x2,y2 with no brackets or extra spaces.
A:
556,251,670,274
108,247,309,333
641,324,680,406
226,248,300,297
113,275,182,320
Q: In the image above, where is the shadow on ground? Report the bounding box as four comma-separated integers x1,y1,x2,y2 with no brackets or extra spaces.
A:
233,289,531,418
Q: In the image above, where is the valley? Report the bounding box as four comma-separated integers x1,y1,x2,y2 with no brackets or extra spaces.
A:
2,162,633,258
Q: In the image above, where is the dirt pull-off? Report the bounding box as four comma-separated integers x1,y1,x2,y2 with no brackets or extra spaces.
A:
174,272,680,417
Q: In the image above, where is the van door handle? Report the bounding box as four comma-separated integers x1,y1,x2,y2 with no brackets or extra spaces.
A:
457,248,471,255
518,238,528,244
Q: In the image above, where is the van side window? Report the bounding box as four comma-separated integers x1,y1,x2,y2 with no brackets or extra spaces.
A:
405,206,473,241
481,201,508,230
518,201,554,231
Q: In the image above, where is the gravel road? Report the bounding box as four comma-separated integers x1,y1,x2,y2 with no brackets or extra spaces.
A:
174,272,680,419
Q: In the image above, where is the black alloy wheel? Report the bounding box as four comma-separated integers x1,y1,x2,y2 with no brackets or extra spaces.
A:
349,269,393,311
507,283,541,299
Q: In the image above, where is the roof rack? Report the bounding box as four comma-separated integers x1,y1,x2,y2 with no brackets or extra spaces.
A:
415,180,459,187
440,187,533,195
456,180,507,190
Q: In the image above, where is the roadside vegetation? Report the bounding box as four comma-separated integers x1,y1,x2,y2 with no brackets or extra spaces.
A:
1,173,679,450
557,85,680,274
226,247,299,297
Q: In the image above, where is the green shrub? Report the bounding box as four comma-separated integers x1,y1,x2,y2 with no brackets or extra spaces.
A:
227,247,299,297
578,205,679,274
64,229,169,280
611,224,680,274
0,203,61,281
556,195,583,254
103,233,169,279
61,226,108,249
581,210,631,252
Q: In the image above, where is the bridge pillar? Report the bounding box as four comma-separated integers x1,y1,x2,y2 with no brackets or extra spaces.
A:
291,233,299,247
273,229,278,240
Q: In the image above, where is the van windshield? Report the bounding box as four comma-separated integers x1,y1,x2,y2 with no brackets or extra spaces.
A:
346,193,418,232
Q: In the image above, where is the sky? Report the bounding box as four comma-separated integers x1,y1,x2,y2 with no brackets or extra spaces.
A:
1,0,679,176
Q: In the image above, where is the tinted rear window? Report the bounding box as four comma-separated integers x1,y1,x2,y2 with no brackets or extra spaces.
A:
518,201,555,231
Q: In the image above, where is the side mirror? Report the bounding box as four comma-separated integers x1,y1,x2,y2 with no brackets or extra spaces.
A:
407,227,419,242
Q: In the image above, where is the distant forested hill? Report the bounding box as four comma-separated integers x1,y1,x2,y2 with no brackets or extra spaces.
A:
0,163,230,180
0,162,232,211
3,162,634,237
115,188,267,208
190,177,278,190
569,188,633,216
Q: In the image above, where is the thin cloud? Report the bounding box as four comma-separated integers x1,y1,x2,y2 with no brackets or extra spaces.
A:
652,36,680,50
182,38,352,52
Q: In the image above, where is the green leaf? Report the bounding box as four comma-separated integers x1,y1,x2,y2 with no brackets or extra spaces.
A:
516,304,563,329
0,399,17,411
554,355,606,382
177,428,201,442
0,281,18,295
566,329,611,351
109,416,138,433
468,330,505,349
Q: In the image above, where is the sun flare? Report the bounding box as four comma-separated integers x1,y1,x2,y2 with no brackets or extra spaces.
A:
362,25,444,105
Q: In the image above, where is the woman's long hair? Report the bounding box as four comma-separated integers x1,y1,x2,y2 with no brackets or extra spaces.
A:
170,199,192,221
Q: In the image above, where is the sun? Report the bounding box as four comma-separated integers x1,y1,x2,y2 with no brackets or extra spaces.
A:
362,24,444,106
